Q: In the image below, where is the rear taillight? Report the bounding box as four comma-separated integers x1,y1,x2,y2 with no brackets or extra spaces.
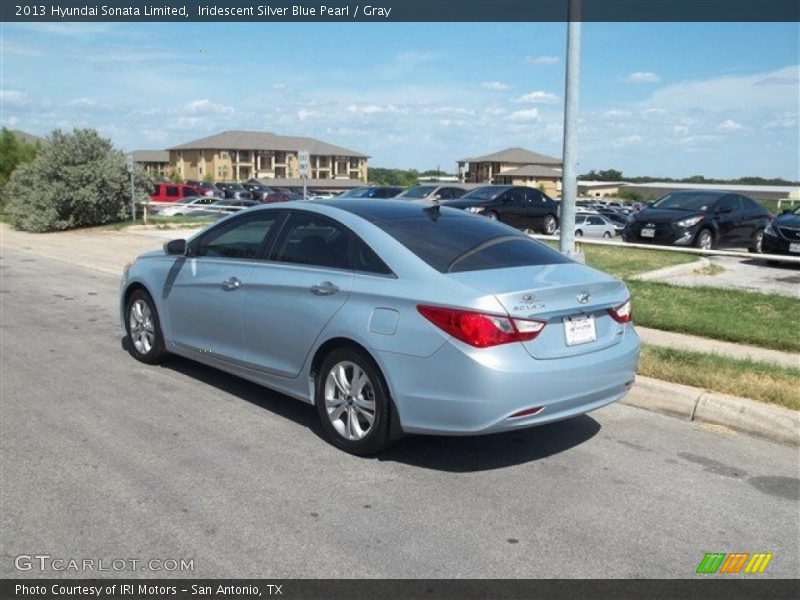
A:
609,298,632,323
417,305,546,348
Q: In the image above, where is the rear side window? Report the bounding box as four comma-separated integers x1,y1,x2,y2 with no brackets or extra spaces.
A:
365,209,570,273
271,212,351,270
352,237,393,276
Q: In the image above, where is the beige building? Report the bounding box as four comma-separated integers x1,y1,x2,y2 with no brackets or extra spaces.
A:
577,181,625,198
132,150,170,177
168,130,368,183
457,147,563,196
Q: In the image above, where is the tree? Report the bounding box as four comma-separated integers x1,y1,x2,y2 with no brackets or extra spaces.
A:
0,128,40,209
368,167,419,187
4,128,152,232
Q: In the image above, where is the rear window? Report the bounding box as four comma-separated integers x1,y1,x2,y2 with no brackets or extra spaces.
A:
365,208,570,273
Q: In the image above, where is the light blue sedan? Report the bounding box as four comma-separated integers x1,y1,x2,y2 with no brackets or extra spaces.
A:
121,200,640,454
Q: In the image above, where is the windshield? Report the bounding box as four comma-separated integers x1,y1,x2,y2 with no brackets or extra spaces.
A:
652,192,722,211
399,186,437,199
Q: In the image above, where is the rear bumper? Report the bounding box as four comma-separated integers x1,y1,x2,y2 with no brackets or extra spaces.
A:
378,326,640,435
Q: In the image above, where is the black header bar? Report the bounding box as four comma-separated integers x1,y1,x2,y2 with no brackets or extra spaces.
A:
1,1,799,23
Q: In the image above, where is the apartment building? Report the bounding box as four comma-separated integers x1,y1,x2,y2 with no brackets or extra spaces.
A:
168,130,368,183
457,147,563,196
132,150,170,177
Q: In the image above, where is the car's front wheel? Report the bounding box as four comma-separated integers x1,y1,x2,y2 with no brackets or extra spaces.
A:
603,231,612,238
575,230,583,237
695,229,714,250
316,347,392,455
541,214,558,235
125,289,168,364
486,211,499,221
749,229,764,254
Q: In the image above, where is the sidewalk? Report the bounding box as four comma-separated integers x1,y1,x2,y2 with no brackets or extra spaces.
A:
637,326,799,370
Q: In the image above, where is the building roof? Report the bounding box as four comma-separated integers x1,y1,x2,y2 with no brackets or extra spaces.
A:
621,181,800,194
458,147,561,165
253,177,364,190
132,150,170,163
495,165,563,178
11,130,44,145
578,180,628,188
170,130,368,158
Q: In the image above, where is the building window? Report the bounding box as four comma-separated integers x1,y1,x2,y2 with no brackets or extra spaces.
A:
220,151,229,159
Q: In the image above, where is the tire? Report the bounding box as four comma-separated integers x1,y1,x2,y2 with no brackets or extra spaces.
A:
541,214,558,235
125,288,168,364
603,231,612,238
694,229,714,250
316,347,392,455
575,230,583,237
749,230,764,254
486,211,499,221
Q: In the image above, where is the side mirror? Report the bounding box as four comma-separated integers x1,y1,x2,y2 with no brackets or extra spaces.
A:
432,194,441,201
164,239,187,255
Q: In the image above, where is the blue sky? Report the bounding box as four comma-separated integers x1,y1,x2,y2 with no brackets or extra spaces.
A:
1,21,798,179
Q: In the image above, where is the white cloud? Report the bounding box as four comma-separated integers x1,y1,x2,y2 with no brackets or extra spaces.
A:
184,99,234,115
673,125,690,136
481,81,511,91
524,55,559,65
645,65,799,112
0,90,28,107
346,103,408,115
272,82,287,90
509,108,540,121
514,91,559,104
297,109,322,122
625,71,661,83
717,119,745,132
601,109,632,119
68,98,98,108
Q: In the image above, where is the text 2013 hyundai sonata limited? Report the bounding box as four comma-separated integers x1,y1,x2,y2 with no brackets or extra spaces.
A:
121,200,640,454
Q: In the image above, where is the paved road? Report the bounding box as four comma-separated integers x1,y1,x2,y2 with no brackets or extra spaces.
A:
1,248,798,578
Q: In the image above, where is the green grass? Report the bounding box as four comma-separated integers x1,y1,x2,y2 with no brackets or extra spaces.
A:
639,345,800,410
543,240,697,278
628,280,800,353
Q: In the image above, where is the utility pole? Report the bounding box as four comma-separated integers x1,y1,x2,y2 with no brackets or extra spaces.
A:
559,0,582,260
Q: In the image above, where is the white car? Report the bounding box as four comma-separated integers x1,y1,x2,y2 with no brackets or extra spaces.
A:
575,215,617,238
155,196,218,217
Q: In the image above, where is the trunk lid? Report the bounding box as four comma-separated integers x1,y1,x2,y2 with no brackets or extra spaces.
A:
448,263,630,359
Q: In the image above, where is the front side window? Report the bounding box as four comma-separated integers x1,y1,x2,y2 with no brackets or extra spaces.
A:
166,186,179,197
718,196,741,213
193,213,277,260
271,212,351,270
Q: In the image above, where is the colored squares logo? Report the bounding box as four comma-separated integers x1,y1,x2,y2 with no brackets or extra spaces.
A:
697,552,773,574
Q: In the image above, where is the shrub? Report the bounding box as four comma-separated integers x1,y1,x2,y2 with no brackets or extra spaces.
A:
4,128,152,232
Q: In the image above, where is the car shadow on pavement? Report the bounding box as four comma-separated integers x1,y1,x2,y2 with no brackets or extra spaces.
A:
149,350,602,473
378,416,601,472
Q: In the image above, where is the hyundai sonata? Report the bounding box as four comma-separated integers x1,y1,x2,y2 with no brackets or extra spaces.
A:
121,200,639,454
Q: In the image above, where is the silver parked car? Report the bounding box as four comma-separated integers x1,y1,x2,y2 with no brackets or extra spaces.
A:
396,184,467,204
575,214,617,238
121,200,639,454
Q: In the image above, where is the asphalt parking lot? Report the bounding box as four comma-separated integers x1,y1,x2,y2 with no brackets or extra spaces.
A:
0,247,798,578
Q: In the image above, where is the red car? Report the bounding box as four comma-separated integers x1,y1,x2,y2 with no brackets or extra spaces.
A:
150,183,205,203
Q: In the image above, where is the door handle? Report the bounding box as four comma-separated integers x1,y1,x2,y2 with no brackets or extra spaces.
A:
222,277,241,291
311,281,339,296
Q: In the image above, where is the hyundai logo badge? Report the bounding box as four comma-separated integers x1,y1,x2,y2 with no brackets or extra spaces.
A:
577,292,591,304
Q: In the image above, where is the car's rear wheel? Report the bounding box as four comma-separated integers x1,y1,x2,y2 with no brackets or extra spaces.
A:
575,230,583,237
541,214,558,235
125,289,168,364
603,231,612,238
695,229,714,250
316,347,391,455
486,211,499,221
749,229,764,254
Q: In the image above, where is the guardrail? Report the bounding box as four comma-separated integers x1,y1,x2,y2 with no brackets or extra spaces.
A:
528,233,800,265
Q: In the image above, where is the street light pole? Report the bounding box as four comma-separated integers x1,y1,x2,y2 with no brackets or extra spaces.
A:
559,0,582,259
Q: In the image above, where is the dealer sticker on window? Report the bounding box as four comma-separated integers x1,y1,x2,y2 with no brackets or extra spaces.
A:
564,314,597,346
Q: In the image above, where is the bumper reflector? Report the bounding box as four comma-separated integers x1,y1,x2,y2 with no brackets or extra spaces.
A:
508,406,544,420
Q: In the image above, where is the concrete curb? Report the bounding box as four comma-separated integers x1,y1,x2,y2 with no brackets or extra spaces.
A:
631,257,710,281
622,376,799,446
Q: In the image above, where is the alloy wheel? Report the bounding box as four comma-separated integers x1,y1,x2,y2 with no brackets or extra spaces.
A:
544,215,557,234
324,361,376,441
128,299,155,355
754,231,764,253
698,231,712,250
